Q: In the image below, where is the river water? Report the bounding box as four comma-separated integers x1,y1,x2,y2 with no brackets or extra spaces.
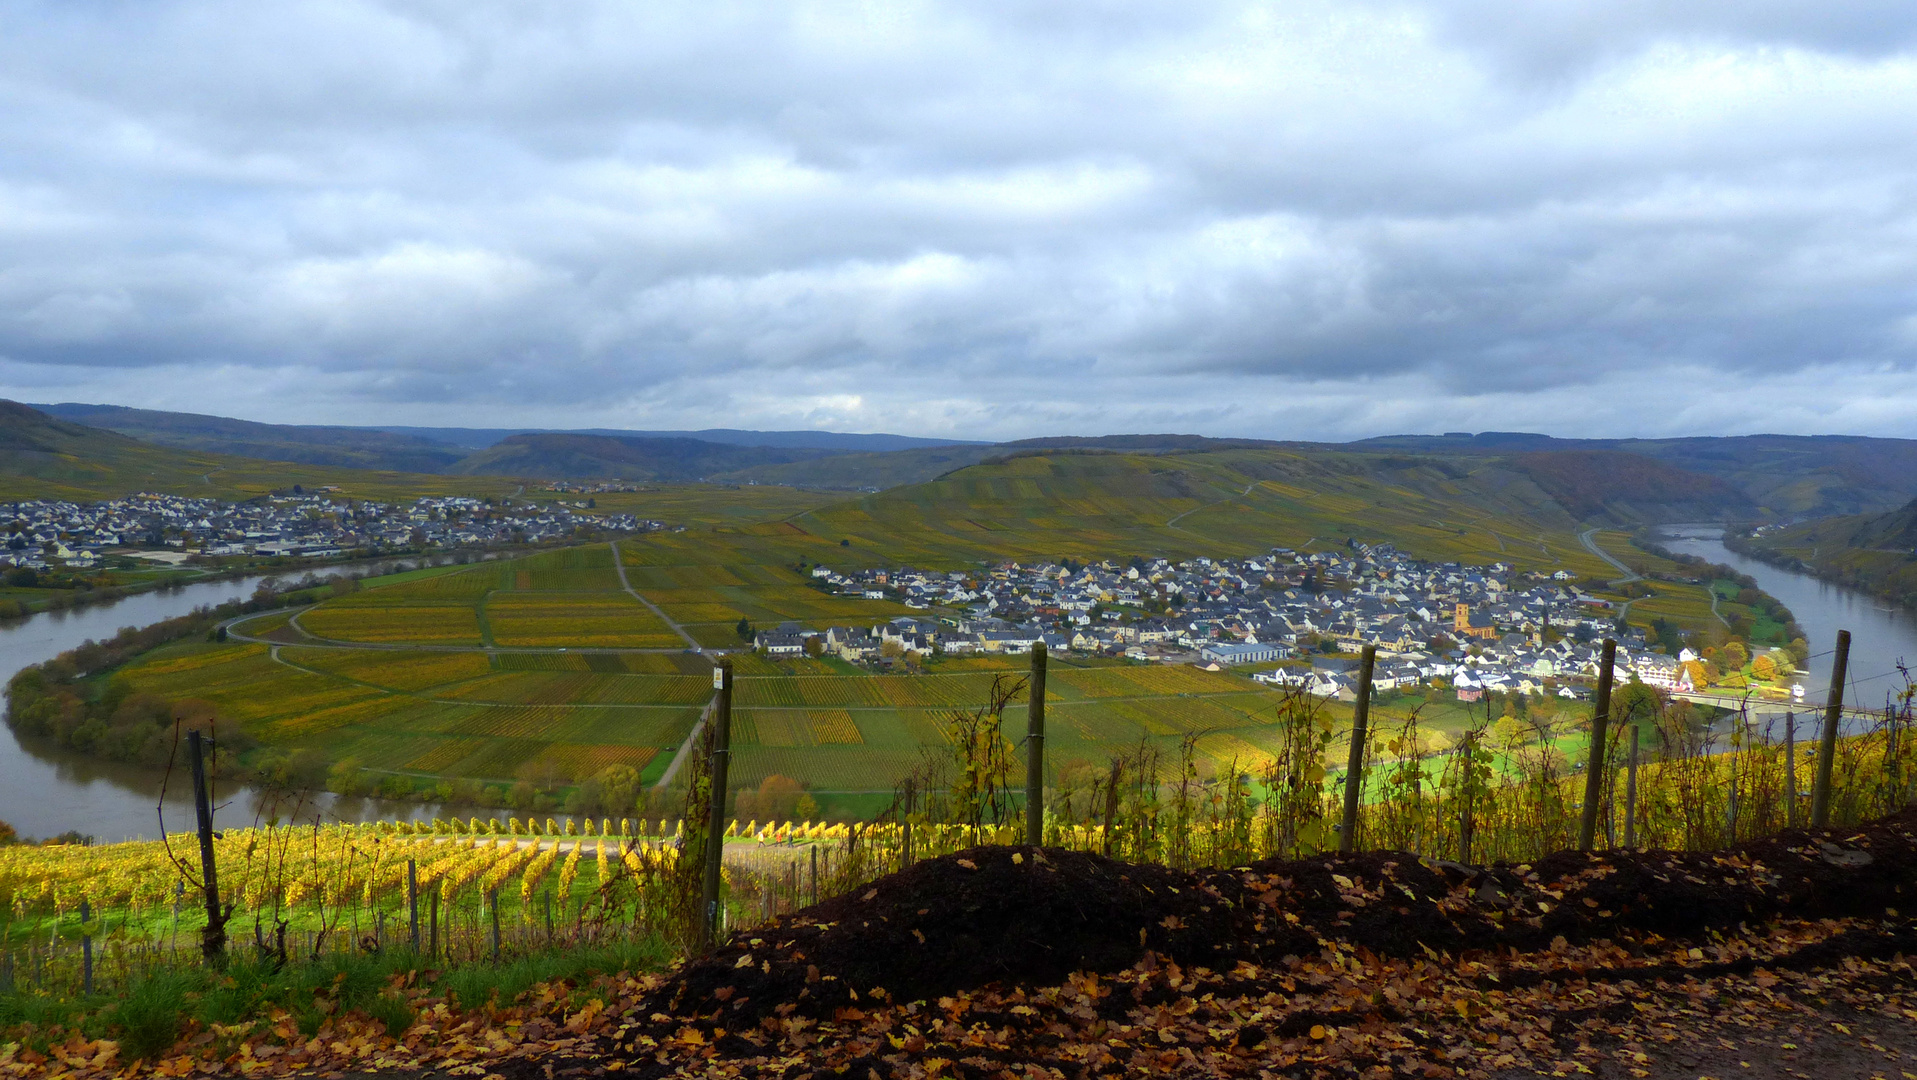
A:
0,562,454,842
1657,526,1917,710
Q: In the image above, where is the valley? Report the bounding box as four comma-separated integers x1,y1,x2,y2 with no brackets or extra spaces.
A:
0,400,1847,830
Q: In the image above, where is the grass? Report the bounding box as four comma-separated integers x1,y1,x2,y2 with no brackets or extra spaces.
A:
0,938,674,1059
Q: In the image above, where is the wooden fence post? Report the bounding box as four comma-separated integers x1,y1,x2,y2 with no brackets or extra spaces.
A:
1338,645,1378,854
407,859,420,950
79,899,92,995
1623,725,1639,849
187,729,226,964
1810,630,1852,828
489,890,501,962
1457,732,1475,863
700,660,734,952
1578,639,1618,851
1784,712,1797,828
1026,642,1047,848
1102,759,1123,858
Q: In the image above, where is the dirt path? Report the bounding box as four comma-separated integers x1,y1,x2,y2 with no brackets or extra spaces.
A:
652,696,712,790
1709,584,1733,627
1165,480,1259,527
609,539,706,652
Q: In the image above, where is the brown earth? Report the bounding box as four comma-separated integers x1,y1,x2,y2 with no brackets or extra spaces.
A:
73,812,1917,1079
537,812,1917,1077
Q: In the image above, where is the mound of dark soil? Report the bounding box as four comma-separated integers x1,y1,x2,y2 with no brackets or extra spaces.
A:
656,810,1917,1028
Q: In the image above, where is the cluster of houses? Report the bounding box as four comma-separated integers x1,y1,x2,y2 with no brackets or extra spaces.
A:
776,544,1719,698
0,493,661,569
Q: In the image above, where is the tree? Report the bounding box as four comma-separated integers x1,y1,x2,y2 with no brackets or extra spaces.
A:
755,775,805,820
327,757,368,797
1722,641,1750,670
736,617,753,641
1614,681,1664,724
564,776,605,816
592,763,642,816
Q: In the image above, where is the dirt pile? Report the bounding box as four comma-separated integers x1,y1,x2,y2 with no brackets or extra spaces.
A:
654,811,1917,1027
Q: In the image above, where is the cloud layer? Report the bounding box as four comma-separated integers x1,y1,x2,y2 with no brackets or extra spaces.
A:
3,0,1917,440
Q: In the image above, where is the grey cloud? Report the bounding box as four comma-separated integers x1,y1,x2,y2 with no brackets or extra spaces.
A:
0,1,1915,440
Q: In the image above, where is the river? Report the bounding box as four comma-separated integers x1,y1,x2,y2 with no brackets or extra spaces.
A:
1657,526,1917,710
0,561,457,842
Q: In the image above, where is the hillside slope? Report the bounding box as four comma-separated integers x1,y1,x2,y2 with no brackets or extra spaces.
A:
34,403,469,472
1357,431,1917,517
450,433,845,481
771,447,1604,572
1741,499,1917,607
0,402,507,502
1507,450,1756,522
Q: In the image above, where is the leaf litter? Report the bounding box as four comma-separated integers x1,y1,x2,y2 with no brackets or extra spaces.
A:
22,811,1917,1078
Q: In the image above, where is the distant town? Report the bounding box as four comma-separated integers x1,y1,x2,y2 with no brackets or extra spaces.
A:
770,542,1790,700
0,492,661,569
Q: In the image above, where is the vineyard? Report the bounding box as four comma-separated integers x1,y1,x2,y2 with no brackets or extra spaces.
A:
84,540,1388,809
0,660,1912,1078
4,676,1914,1000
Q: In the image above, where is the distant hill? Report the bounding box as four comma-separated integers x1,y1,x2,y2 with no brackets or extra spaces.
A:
713,444,1000,489
0,401,492,502
33,403,470,473
781,446,1590,568
1505,450,1756,523
34,402,986,477
367,425,985,452
449,434,845,482
1354,432,1917,518
996,434,1289,454
17,401,1917,528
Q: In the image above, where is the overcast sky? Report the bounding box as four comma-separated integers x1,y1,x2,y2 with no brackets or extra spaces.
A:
4,1,1917,441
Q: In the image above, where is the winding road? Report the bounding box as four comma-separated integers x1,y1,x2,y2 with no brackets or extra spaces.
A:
1579,527,1643,622
1578,528,1640,586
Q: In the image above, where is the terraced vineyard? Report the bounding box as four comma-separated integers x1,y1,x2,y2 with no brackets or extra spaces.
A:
102,540,1420,809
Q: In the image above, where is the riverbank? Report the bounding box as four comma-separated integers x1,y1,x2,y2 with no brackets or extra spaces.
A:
1729,524,1917,612
1657,526,1917,706
0,558,489,841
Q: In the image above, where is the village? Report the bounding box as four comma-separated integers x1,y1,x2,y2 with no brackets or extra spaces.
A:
767,542,1801,702
0,492,661,570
